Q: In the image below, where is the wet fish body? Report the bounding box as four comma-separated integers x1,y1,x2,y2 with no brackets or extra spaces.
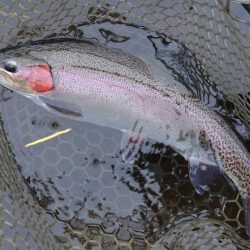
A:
0,40,249,235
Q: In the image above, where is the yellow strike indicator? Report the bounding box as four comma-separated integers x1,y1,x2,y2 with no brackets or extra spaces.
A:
25,128,72,148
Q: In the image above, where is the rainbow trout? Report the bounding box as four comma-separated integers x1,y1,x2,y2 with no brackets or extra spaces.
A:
0,40,249,235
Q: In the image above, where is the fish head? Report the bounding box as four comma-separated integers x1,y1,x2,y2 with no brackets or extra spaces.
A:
0,56,54,93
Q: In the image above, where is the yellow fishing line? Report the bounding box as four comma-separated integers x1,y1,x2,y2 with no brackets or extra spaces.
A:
25,128,72,148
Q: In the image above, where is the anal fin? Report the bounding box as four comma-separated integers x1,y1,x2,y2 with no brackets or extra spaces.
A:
121,131,145,163
188,151,221,195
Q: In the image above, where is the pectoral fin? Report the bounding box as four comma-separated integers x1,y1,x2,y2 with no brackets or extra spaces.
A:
188,152,221,195
39,95,82,118
243,198,250,236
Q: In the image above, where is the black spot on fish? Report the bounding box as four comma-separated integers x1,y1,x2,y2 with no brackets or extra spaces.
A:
199,130,213,151
174,108,181,116
163,93,170,97
175,100,181,106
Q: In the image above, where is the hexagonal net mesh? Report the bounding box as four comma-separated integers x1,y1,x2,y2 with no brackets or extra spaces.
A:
0,0,249,249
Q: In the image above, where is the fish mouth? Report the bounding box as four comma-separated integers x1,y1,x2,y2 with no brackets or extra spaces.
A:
0,68,34,93
0,68,16,91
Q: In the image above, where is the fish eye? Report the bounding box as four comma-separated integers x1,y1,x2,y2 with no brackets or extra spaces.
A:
4,60,17,73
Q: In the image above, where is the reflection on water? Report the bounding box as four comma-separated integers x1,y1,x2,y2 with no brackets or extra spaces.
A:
0,9,250,250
